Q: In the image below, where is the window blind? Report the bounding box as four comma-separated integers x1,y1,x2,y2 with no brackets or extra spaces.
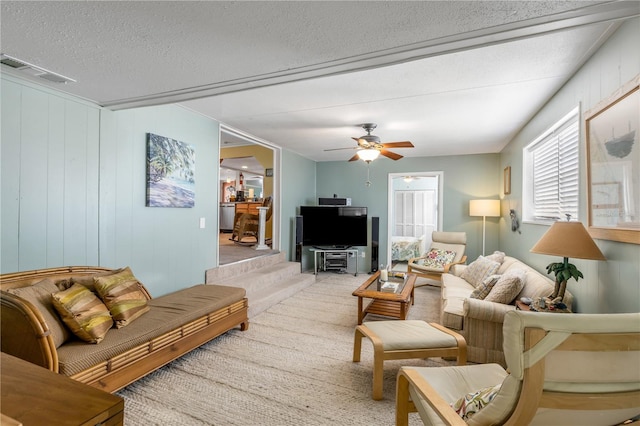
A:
528,110,579,221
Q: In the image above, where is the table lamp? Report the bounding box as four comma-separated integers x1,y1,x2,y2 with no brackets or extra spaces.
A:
469,199,501,256
530,218,605,302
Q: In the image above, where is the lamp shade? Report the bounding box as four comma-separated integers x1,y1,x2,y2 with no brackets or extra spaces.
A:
357,149,380,162
469,199,500,217
531,221,606,260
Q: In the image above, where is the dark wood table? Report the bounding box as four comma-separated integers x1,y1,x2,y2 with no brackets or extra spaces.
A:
1,352,124,426
352,271,416,324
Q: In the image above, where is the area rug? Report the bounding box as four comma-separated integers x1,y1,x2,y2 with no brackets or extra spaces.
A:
118,273,450,425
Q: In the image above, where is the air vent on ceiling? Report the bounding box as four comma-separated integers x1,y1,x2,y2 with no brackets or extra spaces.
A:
0,53,76,84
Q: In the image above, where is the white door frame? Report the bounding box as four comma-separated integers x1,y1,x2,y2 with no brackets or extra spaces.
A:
386,171,443,265
218,124,281,265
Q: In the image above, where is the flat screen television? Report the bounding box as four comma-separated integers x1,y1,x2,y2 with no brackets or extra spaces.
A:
300,205,368,248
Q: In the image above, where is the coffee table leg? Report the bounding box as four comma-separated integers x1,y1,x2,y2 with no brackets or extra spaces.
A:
358,297,364,324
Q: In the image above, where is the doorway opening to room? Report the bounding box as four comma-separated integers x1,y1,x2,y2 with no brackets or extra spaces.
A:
218,125,280,265
387,172,443,272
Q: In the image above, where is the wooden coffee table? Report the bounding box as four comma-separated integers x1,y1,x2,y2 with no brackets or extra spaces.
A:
1,352,124,425
352,271,416,324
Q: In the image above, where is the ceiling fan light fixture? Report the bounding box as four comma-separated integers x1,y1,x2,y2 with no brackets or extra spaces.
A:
357,149,380,162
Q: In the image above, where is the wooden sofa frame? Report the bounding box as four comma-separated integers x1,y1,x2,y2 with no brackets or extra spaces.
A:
0,266,249,393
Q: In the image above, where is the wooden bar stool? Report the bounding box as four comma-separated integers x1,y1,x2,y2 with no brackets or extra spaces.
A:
353,320,466,400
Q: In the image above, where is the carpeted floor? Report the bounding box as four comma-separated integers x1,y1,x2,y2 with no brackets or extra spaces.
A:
219,232,278,265
118,273,451,425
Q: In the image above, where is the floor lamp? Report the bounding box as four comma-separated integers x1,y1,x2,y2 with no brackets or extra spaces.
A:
470,199,501,256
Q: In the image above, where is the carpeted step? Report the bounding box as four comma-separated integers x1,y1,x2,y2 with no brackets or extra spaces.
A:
206,254,314,317
247,272,316,318
212,261,303,292
206,251,287,282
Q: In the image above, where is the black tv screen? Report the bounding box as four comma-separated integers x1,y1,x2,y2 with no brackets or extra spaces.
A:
300,206,368,248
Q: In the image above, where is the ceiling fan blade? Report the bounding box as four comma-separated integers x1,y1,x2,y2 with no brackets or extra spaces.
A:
380,149,403,160
381,141,414,148
324,146,357,152
348,154,360,162
352,137,370,147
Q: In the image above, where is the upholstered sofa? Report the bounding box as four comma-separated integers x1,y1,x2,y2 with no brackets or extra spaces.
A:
0,266,248,393
440,255,573,366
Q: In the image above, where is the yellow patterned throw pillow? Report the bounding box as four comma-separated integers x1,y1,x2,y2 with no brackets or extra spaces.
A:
94,267,150,328
51,283,113,344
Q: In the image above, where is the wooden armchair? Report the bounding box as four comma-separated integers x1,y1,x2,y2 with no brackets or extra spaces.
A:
231,196,272,243
407,232,467,283
396,310,640,426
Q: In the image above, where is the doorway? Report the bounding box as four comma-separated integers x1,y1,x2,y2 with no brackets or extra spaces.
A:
387,172,443,270
218,124,280,265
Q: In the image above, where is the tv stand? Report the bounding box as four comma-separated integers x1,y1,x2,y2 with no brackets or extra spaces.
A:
313,245,352,250
310,247,358,276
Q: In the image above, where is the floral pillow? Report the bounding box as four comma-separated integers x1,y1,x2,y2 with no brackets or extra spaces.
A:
451,383,502,420
392,238,423,261
415,248,456,269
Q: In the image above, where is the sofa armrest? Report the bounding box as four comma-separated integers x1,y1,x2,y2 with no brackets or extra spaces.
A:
0,292,58,372
463,298,516,323
448,264,467,277
443,255,467,274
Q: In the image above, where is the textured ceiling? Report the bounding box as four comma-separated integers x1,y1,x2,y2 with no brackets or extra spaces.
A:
2,1,638,161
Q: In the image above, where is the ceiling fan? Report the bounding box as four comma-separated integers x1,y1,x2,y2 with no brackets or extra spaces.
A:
325,123,414,162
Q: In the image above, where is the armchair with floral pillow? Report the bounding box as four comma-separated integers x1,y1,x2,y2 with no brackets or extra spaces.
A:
408,231,467,284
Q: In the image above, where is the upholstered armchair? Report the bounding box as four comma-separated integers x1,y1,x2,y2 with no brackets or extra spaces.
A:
396,310,640,426
408,232,467,283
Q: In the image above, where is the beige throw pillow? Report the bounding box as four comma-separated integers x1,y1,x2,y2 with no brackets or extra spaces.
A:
484,269,526,304
51,283,113,344
94,267,149,328
485,251,506,264
460,256,500,288
7,278,71,347
470,274,501,300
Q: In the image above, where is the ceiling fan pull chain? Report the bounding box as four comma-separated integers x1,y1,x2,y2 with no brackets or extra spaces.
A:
365,162,372,187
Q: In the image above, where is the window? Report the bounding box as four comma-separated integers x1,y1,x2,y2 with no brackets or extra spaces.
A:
523,107,579,223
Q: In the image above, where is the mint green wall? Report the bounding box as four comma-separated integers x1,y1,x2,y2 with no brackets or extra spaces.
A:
280,149,317,266
315,154,500,272
1,76,221,296
499,18,640,313
1,75,101,271
99,105,220,296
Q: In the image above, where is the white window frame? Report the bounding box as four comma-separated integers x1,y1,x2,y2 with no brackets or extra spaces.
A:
523,106,580,224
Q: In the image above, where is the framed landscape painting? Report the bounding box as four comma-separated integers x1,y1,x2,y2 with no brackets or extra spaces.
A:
585,75,639,244
146,133,195,208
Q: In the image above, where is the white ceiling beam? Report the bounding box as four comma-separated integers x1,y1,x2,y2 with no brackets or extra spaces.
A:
103,1,639,111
